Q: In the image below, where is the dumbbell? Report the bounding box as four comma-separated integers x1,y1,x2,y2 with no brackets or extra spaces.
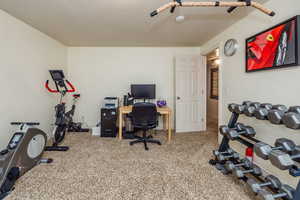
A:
226,126,256,140
282,106,300,129
225,158,252,172
254,138,296,160
217,151,240,161
213,148,234,157
219,123,245,136
257,184,295,200
269,148,300,170
233,101,252,114
268,105,289,124
233,164,262,178
254,103,273,120
244,102,261,117
247,175,281,193
228,103,239,113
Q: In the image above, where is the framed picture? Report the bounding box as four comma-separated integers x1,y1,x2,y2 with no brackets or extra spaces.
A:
210,68,219,100
246,15,300,72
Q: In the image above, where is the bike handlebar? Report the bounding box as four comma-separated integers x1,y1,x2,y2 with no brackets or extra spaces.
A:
45,80,76,93
45,80,59,93
65,80,76,93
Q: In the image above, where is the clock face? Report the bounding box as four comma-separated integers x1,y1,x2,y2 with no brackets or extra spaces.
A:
224,39,238,57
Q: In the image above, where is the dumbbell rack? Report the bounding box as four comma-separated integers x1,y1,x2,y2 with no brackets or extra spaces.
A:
209,106,300,200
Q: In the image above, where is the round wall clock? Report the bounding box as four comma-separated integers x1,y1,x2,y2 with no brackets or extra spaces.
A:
224,39,238,57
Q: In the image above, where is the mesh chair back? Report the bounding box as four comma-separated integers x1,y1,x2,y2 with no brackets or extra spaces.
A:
131,103,158,127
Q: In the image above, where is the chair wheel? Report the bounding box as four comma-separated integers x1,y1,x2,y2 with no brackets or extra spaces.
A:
158,142,162,145
130,143,133,146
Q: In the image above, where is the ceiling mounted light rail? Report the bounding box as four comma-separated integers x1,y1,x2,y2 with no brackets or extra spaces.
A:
150,0,275,17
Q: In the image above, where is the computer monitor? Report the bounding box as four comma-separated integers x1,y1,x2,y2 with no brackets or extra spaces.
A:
131,84,156,99
49,70,65,81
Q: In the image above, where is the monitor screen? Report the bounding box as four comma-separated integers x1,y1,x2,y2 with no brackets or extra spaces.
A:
49,70,65,81
131,84,156,99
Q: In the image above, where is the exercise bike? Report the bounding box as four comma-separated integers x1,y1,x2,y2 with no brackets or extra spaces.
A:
65,94,89,133
44,70,85,151
0,122,52,199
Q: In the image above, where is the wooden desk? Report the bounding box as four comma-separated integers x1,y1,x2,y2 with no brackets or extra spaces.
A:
118,106,172,142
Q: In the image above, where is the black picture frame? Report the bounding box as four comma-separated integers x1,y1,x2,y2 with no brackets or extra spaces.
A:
245,15,300,73
210,68,219,100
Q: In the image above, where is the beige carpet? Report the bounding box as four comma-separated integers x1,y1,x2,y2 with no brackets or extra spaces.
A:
6,131,256,200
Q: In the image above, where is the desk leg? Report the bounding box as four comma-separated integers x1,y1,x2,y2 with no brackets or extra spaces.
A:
118,112,123,140
167,113,171,143
163,115,167,131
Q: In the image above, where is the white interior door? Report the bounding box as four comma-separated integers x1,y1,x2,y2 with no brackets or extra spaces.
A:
175,55,206,133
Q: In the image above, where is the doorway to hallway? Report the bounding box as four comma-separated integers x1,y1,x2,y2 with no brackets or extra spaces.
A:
206,48,220,134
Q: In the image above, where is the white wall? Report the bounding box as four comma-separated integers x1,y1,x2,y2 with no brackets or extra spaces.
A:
201,0,300,187
67,47,200,128
0,9,67,149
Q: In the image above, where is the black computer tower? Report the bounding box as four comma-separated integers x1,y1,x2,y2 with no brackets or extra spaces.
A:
101,108,117,137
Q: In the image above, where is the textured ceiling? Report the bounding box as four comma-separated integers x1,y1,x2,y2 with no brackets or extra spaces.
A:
0,0,270,46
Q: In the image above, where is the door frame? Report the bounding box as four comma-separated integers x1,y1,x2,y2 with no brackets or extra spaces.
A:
201,42,223,142
174,54,207,133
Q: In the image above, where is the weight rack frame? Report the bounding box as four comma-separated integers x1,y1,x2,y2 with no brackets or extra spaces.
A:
209,108,300,200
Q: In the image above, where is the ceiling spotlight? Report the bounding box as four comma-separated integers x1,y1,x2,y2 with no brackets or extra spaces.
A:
176,15,185,23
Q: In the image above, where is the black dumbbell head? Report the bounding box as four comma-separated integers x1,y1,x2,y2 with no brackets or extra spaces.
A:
254,142,272,160
228,103,238,113
260,103,273,110
268,109,285,124
224,161,236,171
240,158,253,168
243,101,252,106
280,184,295,200
244,106,256,117
252,165,262,175
275,138,296,152
272,105,288,112
247,178,261,193
254,108,269,120
235,123,245,131
282,112,300,129
288,106,300,114
257,189,274,200
264,175,282,190
244,126,256,137
269,150,294,170
234,105,245,114
251,102,261,109
227,129,240,140
219,125,229,136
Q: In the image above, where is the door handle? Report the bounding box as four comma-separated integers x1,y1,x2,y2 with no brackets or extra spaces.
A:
177,97,181,100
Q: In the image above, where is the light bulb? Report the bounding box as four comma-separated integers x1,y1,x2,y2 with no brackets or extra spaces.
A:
176,15,185,23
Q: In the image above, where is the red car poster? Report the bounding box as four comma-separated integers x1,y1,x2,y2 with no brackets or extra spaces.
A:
246,17,297,72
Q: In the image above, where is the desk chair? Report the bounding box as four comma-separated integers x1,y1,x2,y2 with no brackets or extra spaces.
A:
129,103,161,150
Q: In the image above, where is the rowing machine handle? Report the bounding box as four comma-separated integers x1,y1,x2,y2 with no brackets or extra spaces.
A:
65,80,76,93
45,80,59,93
